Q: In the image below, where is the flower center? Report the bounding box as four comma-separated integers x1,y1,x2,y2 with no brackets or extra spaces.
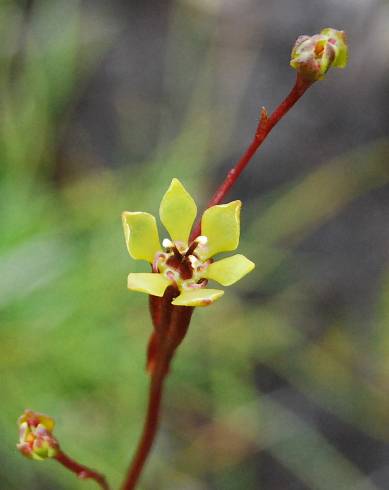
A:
154,236,210,290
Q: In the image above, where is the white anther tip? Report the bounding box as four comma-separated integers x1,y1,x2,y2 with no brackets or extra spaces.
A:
188,255,197,265
162,238,173,248
196,235,208,245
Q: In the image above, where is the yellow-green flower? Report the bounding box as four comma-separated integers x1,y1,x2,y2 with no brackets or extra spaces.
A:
17,410,58,461
122,179,255,307
290,28,348,81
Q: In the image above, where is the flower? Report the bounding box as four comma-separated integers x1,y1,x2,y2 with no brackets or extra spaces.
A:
122,178,255,307
290,28,348,81
17,410,59,461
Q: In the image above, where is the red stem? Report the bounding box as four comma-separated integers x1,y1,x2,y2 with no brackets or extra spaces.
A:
121,305,193,490
120,354,167,490
191,75,312,240
55,450,110,490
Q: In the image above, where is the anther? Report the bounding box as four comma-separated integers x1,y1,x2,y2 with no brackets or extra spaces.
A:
162,238,173,249
188,255,198,267
196,235,208,246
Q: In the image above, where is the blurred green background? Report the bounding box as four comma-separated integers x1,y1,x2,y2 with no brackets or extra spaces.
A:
1,1,389,489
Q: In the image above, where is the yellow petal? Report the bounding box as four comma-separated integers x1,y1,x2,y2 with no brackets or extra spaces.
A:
159,178,197,243
200,201,241,259
204,254,255,286
320,28,348,68
172,288,224,307
122,212,161,263
127,273,171,297
36,415,55,432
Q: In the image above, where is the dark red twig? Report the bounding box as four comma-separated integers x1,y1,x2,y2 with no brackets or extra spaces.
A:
55,450,110,490
191,74,312,240
120,361,166,490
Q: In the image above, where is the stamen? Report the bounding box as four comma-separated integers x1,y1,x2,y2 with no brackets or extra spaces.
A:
152,253,165,273
188,255,198,267
197,259,211,273
166,270,177,285
188,278,208,289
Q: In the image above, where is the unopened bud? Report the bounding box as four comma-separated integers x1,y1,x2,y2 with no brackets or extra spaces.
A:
290,28,348,81
17,410,59,461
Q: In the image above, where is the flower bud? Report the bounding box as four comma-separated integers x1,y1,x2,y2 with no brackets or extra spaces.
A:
17,410,59,461
290,28,348,81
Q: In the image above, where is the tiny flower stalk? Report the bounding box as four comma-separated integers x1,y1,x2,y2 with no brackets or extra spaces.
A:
17,410,111,490
191,28,349,229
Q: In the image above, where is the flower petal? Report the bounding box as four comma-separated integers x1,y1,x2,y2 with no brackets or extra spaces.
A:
200,200,241,259
320,28,348,68
122,212,161,263
172,288,224,307
127,273,171,297
159,178,197,243
18,410,55,432
204,254,255,286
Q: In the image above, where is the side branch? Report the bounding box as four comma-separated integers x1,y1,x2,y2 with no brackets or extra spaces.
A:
190,74,312,240
209,75,312,207
55,450,110,490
